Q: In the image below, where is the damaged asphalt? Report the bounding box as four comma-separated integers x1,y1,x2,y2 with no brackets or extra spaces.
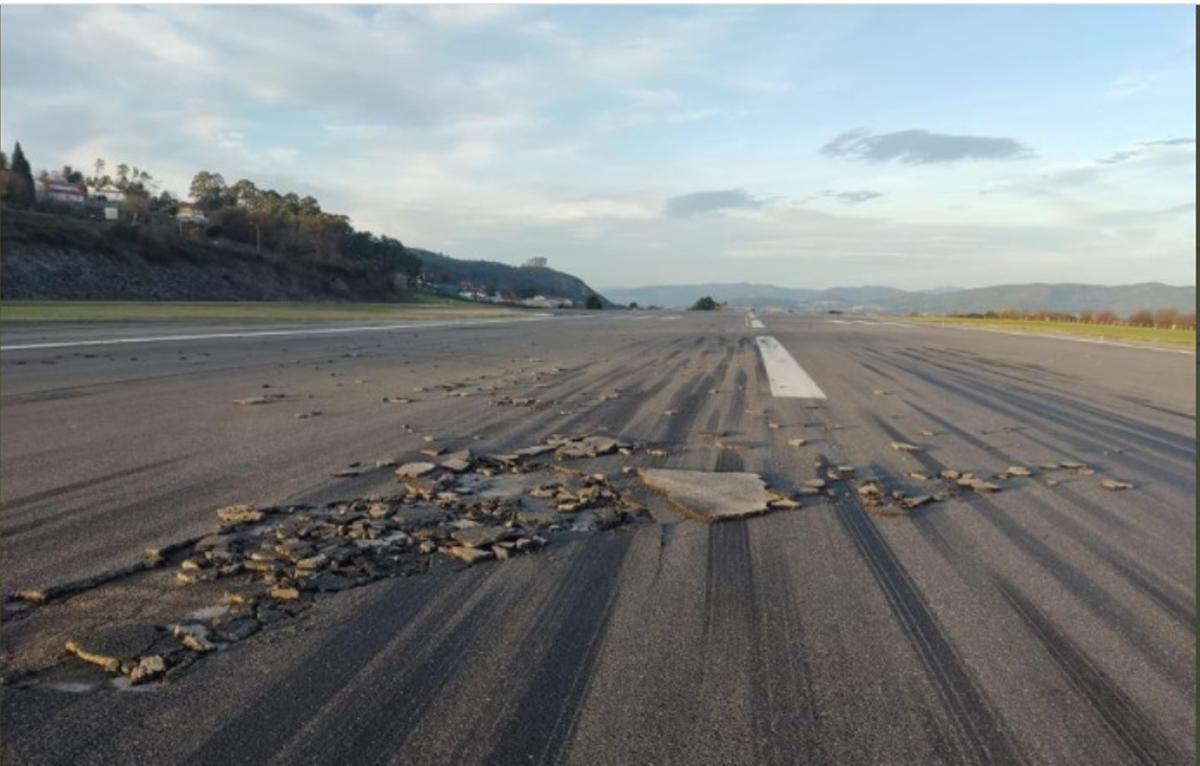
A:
0,311,1194,764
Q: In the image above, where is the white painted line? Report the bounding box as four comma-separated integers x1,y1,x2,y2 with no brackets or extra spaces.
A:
754,335,826,399
0,314,560,352
749,319,765,329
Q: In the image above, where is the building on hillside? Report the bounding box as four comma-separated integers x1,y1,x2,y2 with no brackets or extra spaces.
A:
176,203,208,224
87,184,126,203
522,257,548,268
34,179,86,205
521,295,574,309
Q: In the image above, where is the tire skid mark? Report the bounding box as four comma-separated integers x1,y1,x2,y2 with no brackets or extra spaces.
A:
0,454,189,517
867,412,1194,691
747,523,826,762
313,576,524,765
878,350,1195,495
660,342,735,448
900,399,1139,535
183,571,464,765
714,449,744,472
887,350,1196,500
876,344,1186,452
993,577,1187,766
702,522,769,763
888,349,1195,466
817,453,1024,765
901,401,1196,631
483,535,632,766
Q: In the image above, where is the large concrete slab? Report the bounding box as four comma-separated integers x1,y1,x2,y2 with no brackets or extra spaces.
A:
638,468,769,522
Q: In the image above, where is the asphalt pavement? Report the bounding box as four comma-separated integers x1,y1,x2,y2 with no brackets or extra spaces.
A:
1,310,1194,764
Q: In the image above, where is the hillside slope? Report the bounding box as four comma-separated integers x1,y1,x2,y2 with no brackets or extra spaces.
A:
410,248,609,305
0,211,609,305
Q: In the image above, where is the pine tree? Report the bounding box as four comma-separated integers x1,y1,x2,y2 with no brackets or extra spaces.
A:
9,142,35,207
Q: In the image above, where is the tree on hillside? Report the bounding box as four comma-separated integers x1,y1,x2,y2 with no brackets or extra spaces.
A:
229,179,260,207
585,294,603,310
690,295,718,311
190,171,228,209
60,165,85,184
7,142,35,207
155,190,179,214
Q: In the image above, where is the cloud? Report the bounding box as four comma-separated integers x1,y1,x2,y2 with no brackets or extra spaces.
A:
988,138,1197,197
834,190,883,204
424,5,516,28
1098,137,1194,165
663,189,765,218
822,129,1034,164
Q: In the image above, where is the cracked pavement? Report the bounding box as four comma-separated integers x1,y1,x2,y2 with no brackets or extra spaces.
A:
1,311,1194,764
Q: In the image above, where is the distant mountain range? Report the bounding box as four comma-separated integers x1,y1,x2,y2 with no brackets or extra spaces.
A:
602,282,1196,316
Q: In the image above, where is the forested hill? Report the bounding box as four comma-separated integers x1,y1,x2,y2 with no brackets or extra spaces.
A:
410,248,610,305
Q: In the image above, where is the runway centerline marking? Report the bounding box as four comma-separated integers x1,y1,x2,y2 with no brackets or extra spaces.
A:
0,314,562,352
754,335,826,399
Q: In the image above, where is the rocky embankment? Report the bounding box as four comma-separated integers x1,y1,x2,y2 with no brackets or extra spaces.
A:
0,243,406,302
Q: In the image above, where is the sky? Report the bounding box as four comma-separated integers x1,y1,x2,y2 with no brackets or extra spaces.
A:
1,4,1195,290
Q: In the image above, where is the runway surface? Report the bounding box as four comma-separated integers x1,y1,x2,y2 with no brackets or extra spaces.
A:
1,310,1194,764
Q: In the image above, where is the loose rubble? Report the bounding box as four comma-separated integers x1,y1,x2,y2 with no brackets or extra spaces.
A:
28,433,655,688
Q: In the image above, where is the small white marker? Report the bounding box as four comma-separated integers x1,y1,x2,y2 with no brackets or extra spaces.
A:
755,336,826,399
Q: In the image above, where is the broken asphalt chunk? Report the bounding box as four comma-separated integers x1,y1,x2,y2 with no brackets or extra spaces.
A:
395,462,436,480
638,468,769,523
215,505,263,524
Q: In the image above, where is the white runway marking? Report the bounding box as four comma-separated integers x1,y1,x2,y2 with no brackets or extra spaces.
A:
754,335,826,399
0,314,559,352
827,318,905,327
749,319,765,329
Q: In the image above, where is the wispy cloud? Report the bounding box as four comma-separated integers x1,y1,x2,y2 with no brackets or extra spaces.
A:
834,190,883,204
1097,137,1194,165
664,189,765,218
822,129,1034,164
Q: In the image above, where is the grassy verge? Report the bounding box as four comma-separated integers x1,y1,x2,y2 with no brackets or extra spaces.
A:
0,299,521,324
908,316,1196,347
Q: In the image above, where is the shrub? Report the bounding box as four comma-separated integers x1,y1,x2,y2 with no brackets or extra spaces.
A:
1127,309,1155,327
1152,308,1179,329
